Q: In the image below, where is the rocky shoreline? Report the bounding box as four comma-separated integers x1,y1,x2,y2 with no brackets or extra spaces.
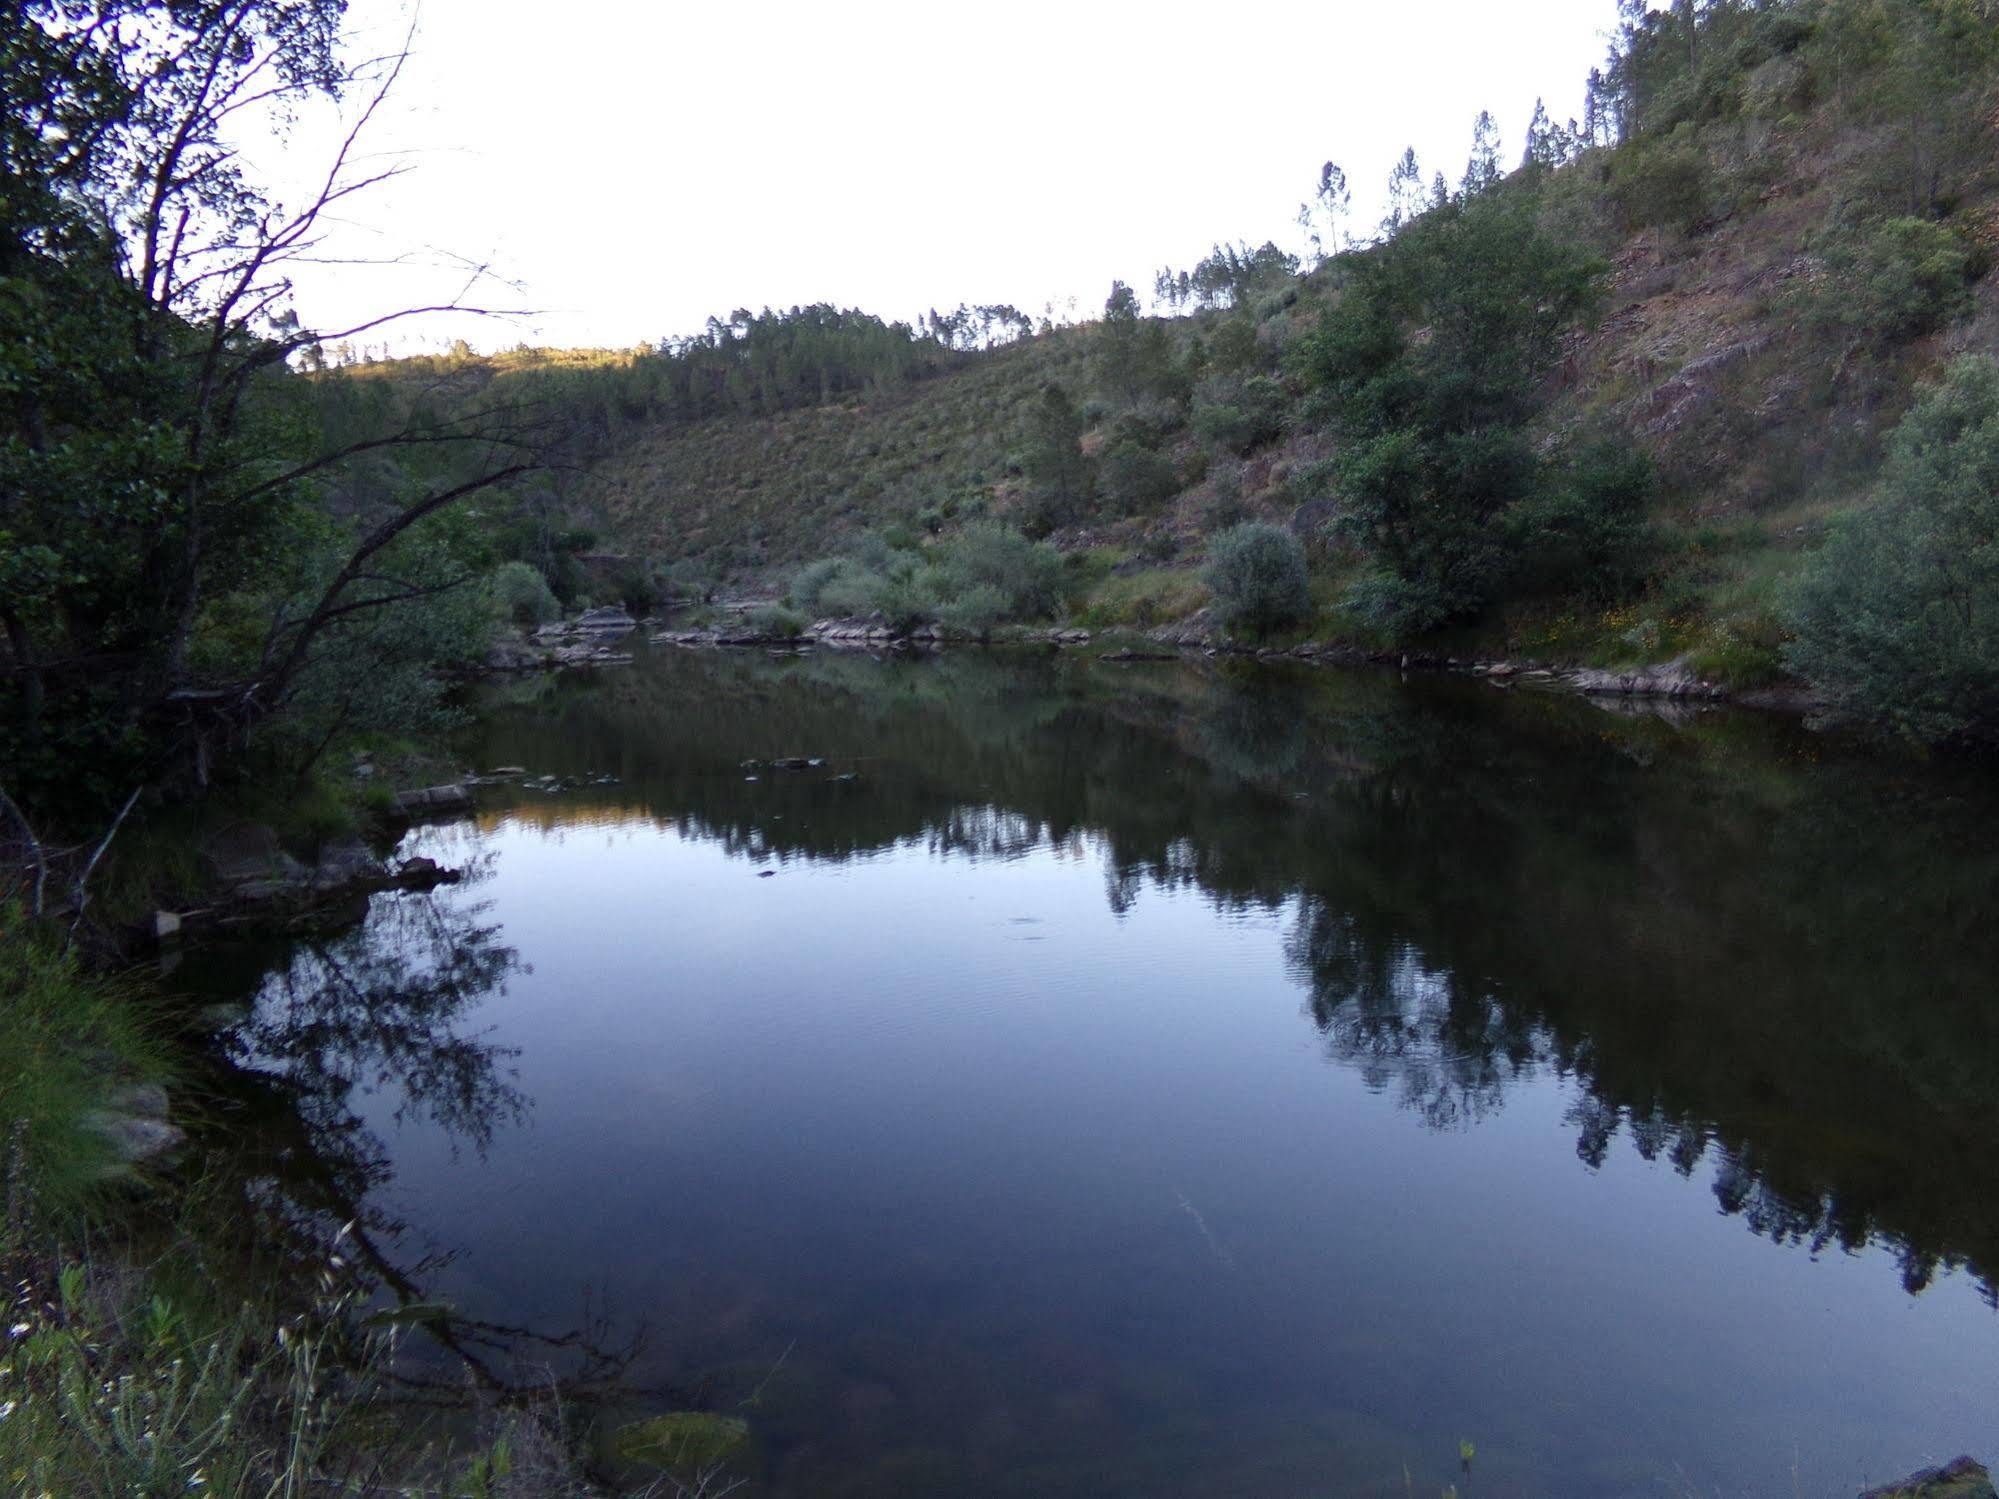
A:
623,609,1813,714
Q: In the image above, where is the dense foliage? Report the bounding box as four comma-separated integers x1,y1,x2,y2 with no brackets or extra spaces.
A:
789,524,1064,637
1297,190,1626,628
1784,356,1999,743
1203,524,1311,636
0,0,534,822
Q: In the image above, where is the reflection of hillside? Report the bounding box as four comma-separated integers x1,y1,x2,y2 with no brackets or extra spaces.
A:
473,648,1999,1303
473,801,674,836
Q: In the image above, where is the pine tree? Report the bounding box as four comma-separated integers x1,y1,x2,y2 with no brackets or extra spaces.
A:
1099,281,1144,404
1299,160,1353,266
1523,98,1557,169
1462,109,1503,196
1383,147,1426,236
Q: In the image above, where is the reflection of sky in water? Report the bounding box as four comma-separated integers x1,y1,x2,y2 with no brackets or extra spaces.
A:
355,808,1999,1499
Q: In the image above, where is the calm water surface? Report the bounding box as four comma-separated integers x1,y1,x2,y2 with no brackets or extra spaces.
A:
187,647,1999,1497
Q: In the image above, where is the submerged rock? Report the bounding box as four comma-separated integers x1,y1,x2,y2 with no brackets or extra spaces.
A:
313,837,384,889
1859,1457,1995,1499
203,823,308,891
396,855,460,889
612,1412,748,1471
392,783,473,817
86,1082,183,1170
87,1113,184,1168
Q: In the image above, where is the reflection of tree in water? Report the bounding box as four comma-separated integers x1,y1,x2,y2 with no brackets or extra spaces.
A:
477,647,1999,1305
1284,885,1991,1302
236,883,526,1153
202,870,650,1396
1286,899,1547,1132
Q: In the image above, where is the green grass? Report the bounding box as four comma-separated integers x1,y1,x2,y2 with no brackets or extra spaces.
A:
1077,564,1210,630
0,912,176,1224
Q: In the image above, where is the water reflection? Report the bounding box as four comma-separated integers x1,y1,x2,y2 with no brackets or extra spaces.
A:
168,644,1999,1496
233,875,526,1154
471,647,1999,1306
176,863,665,1398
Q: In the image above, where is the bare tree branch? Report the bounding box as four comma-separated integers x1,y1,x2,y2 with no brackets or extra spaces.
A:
66,787,142,945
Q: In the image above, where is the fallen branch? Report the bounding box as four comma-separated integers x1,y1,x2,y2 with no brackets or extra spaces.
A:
66,787,142,946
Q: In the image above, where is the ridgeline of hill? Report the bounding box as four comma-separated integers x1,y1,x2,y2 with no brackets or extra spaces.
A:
320,0,1999,723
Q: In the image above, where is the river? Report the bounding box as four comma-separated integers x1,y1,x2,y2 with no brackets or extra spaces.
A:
173,645,1999,1497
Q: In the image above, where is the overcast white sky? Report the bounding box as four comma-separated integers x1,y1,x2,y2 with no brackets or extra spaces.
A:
267,0,1619,354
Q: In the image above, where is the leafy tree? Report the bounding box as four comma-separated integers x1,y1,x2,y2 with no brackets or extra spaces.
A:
1,1,534,815
491,562,560,627
1191,242,1300,310
1522,98,1579,170
1783,356,1999,744
1203,523,1311,636
1207,318,1261,376
1296,192,1608,629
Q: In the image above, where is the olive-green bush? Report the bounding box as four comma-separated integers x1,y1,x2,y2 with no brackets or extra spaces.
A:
1783,356,1999,744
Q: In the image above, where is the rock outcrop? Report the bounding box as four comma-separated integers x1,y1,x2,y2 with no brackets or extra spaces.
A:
1563,655,1727,700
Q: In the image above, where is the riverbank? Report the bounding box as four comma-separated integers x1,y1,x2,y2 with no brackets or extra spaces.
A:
619,603,1821,717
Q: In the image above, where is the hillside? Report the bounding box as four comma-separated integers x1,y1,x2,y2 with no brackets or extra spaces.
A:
319,0,1999,702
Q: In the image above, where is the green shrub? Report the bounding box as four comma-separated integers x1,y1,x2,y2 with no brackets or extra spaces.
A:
1203,523,1311,636
1193,377,1286,456
1782,356,1999,743
746,603,807,638
615,566,662,617
790,557,852,616
865,565,943,636
1688,614,1787,688
1203,461,1248,531
489,561,559,627
1503,440,1656,599
1606,125,1715,233
1802,214,1978,344
1099,440,1179,515
931,523,1062,620
0,1249,387,1497
937,583,1009,639
816,567,886,618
